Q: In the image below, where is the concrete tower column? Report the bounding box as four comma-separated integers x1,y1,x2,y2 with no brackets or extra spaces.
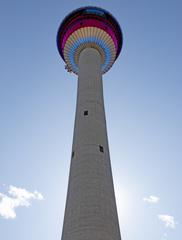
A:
57,6,123,240
61,48,121,240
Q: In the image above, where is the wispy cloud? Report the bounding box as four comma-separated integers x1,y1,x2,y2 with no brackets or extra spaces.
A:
160,233,168,240
158,214,177,229
143,195,159,204
0,185,43,219
163,233,167,238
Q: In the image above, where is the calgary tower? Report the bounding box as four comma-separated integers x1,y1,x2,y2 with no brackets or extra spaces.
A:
57,6,123,240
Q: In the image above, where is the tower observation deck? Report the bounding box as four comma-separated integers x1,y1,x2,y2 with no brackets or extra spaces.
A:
57,6,123,240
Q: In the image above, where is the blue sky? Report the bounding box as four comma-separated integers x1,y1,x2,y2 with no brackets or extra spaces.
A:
0,0,182,239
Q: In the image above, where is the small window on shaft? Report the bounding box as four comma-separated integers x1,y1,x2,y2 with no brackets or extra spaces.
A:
84,110,88,116
99,145,104,153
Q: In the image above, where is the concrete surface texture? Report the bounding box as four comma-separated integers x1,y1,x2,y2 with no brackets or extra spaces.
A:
61,48,121,240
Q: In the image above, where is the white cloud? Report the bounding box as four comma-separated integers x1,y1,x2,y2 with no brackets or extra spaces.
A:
163,233,167,238
161,233,167,240
158,214,176,229
0,185,44,219
143,195,159,203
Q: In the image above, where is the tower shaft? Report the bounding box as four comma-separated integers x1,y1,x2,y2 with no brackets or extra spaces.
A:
61,48,121,240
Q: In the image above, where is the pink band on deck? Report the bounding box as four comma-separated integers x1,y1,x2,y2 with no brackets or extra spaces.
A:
61,19,118,51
